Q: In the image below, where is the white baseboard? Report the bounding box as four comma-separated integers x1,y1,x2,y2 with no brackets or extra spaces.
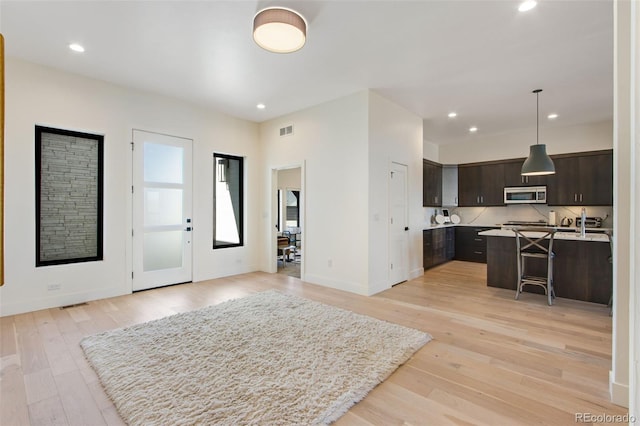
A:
410,267,424,280
610,370,630,407
303,273,369,296
1,287,128,317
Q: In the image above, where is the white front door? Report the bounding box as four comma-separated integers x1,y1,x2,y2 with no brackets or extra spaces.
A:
389,162,409,285
132,130,193,291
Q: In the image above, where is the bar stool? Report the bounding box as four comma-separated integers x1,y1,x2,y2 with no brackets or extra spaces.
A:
512,227,557,306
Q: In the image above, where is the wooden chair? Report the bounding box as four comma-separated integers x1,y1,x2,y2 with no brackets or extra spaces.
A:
277,236,294,266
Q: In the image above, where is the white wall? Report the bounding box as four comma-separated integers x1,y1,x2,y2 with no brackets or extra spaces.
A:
259,91,423,296
423,139,439,162
0,58,260,316
438,120,613,165
258,92,370,295
612,0,636,410
632,0,640,415
368,91,424,294
277,168,301,190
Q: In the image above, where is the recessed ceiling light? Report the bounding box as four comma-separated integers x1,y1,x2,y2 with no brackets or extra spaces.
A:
257,103,266,110
69,43,85,53
448,112,457,118
547,113,558,119
469,127,478,132
518,1,537,12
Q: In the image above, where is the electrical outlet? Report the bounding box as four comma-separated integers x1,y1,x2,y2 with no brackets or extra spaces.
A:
47,283,61,292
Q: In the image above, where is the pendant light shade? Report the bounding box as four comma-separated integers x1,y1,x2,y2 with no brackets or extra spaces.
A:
521,144,555,175
253,7,307,53
521,89,555,176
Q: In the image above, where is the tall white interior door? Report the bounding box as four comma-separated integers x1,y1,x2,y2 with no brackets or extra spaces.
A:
132,130,193,291
389,162,409,285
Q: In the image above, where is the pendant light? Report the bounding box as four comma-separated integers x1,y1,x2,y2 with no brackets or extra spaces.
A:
253,7,307,53
521,89,555,176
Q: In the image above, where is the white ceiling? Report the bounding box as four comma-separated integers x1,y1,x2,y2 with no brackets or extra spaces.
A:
0,0,613,145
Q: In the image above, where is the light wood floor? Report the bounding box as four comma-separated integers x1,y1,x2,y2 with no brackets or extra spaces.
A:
0,261,627,425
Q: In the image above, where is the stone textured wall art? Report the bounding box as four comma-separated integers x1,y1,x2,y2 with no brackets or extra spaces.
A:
36,126,103,266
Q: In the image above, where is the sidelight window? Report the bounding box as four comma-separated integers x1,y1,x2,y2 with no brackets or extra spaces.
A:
213,153,244,249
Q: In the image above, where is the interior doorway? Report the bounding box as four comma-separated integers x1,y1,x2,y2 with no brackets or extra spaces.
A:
273,166,304,279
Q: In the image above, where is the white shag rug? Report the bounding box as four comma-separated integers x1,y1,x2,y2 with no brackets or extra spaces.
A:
81,290,431,425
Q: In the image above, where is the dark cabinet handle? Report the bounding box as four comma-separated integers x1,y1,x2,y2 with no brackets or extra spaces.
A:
404,227,409,231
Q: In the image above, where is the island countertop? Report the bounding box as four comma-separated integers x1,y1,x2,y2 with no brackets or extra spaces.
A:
479,228,611,243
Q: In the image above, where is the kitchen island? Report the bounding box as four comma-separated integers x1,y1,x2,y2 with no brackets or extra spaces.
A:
479,228,612,304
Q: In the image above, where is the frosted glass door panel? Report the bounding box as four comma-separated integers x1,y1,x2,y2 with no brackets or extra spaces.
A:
144,188,183,227
143,231,183,271
143,142,185,273
144,143,183,184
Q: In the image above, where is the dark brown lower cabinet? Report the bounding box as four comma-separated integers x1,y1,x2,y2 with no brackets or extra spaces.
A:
455,227,495,263
423,227,455,270
486,236,612,304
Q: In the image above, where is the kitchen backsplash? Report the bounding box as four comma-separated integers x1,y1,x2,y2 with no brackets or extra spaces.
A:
423,205,614,228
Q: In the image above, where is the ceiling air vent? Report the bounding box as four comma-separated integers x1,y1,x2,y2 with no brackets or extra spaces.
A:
279,125,293,137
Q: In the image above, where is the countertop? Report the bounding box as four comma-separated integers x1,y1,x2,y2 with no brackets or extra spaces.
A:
479,228,611,243
424,223,499,229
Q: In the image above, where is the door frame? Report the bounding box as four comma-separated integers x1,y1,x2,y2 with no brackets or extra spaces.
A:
130,128,194,291
270,162,305,279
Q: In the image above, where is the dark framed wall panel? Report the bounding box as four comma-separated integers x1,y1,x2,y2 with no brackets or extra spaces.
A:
35,126,104,266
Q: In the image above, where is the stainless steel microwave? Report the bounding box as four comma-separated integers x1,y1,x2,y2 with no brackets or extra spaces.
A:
504,186,547,204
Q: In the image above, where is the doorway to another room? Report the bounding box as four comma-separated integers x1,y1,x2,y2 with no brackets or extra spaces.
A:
275,167,302,278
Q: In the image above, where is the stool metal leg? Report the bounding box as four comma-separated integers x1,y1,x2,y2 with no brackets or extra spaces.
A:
515,235,523,300
547,253,553,306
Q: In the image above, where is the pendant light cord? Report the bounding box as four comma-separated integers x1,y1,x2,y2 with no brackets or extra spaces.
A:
533,89,542,145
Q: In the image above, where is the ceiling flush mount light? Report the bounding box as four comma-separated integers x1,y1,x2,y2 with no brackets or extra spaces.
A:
547,113,558,119
469,126,478,132
518,0,537,12
448,112,457,118
69,43,85,53
256,103,266,110
521,89,556,176
253,7,307,53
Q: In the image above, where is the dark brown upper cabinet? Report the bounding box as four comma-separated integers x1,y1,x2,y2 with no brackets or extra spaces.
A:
423,159,443,207
457,162,505,206
503,160,548,187
546,150,613,206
